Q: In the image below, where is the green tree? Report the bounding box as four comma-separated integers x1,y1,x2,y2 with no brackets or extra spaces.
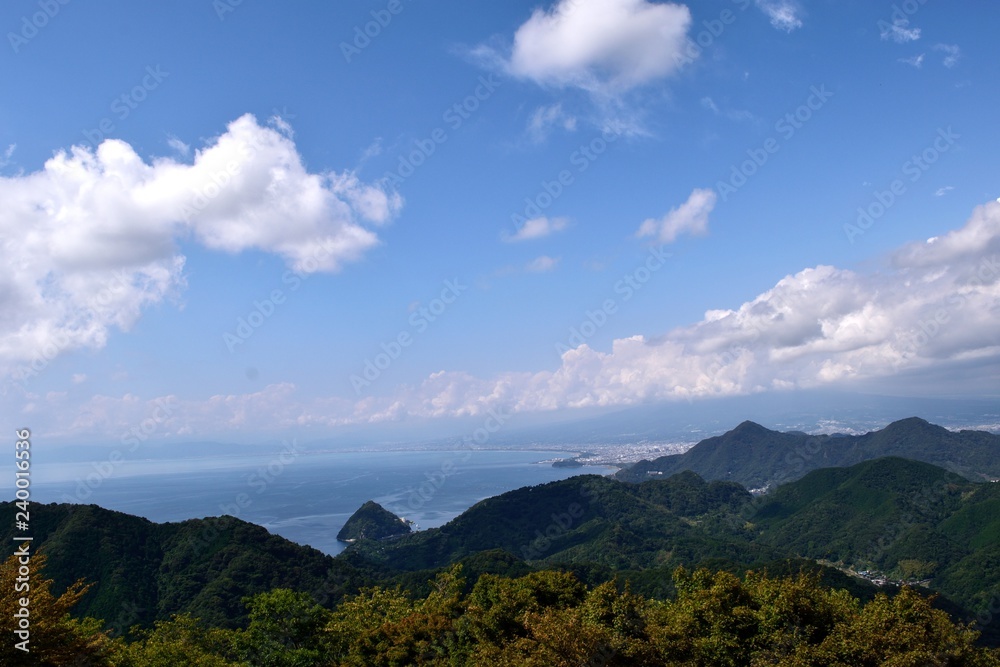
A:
807,586,1000,666
230,589,332,666
108,614,243,667
0,552,114,666
325,566,466,666
460,569,586,650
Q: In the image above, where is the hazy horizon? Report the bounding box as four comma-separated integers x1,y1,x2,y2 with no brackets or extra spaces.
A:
2,1,997,450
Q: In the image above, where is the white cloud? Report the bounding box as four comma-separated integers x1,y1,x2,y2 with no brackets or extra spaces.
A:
898,54,925,68
525,255,561,273
935,186,954,197
636,188,716,244
494,254,563,278
0,143,15,169
701,96,754,123
0,114,400,376
527,103,577,142
500,0,693,95
19,203,1000,439
880,18,921,43
372,199,1000,419
359,138,383,164
503,216,570,242
934,43,961,68
755,0,802,32
166,135,190,156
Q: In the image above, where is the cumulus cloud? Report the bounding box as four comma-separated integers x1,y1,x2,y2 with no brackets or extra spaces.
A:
496,0,692,95
755,0,802,32
636,188,716,244
503,216,570,242
0,114,400,376
880,18,921,43
21,201,1000,439
363,199,1000,419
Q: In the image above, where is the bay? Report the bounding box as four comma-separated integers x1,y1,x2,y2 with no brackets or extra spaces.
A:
23,448,615,555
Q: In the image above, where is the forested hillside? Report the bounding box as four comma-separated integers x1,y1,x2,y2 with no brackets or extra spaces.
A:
4,420,1000,664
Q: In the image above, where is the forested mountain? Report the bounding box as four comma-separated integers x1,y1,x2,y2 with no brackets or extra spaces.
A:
614,417,1000,487
0,503,372,630
4,419,1000,663
751,457,1000,623
336,500,412,542
341,457,999,640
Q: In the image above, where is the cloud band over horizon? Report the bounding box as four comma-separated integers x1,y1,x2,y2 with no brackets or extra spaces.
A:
22,198,1000,441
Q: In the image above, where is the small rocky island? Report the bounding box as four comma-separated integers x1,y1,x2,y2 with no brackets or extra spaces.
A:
337,500,413,542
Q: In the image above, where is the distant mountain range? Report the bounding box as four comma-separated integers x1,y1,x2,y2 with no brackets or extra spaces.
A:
613,417,1000,488
4,417,999,647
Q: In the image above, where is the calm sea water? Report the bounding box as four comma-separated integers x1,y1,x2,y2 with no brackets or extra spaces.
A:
19,449,614,555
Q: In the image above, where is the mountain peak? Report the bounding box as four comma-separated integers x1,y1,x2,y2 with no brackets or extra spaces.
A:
729,420,771,436
337,501,412,542
880,416,948,436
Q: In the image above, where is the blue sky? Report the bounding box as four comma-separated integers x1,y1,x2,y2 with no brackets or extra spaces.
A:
1,0,998,444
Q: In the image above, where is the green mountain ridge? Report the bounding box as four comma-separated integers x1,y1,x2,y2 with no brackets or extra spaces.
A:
340,454,1000,644
0,503,373,631
4,418,999,651
614,416,1000,487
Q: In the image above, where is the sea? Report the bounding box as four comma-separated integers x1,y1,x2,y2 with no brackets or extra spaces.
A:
16,448,615,556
